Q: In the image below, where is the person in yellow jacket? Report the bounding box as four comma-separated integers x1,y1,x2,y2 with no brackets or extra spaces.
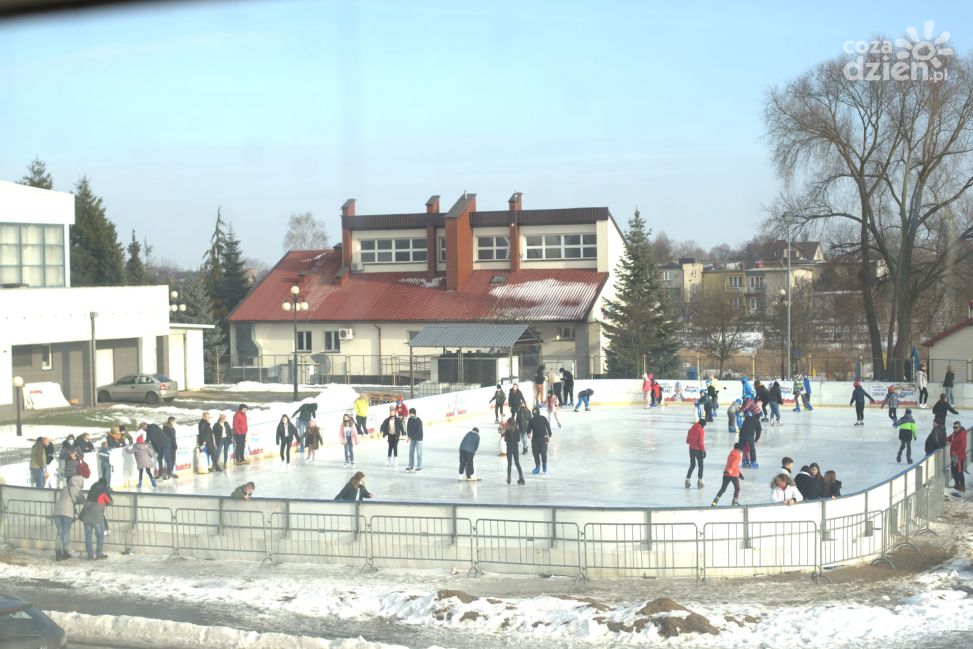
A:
353,393,371,438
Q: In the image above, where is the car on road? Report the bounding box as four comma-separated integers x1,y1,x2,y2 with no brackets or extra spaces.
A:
97,373,179,404
0,593,67,649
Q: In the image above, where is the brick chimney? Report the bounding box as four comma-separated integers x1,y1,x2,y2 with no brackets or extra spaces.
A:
340,198,355,268
426,195,440,275
508,192,522,272
444,192,476,290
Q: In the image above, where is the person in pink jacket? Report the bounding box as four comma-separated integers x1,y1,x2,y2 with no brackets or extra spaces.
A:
339,414,359,467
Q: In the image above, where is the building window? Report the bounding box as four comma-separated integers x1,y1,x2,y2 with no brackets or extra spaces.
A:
662,271,674,281
323,330,341,352
748,297,760,311
748,275,764,288
40,344,53,370
296,331,312,353
438,236,446,263
728,276,743,289
524,234,597,260
476,236,509,261
360,238,427,264
407,330,421,342
0,223,65,287
730,296,743,309
556,327,575,341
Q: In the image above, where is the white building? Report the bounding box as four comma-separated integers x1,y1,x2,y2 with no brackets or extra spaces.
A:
0,180,207,418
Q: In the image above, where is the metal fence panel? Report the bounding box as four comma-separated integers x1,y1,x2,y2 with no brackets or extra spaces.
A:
174,508,268,560
269,512,367,566
475,518,582,578
583,522,699,579
702,521,818,580
367,515,474,572
820,511,884,567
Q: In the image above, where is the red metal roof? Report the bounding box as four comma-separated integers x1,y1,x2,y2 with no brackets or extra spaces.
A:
228,250,608,323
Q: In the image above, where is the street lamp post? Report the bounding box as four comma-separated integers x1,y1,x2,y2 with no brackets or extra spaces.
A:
169,290,186,316
777,290,788,379
281,285,309,402
12,375,24,437
781,213,794,379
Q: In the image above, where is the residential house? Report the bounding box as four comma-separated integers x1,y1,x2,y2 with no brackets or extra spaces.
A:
922,301,973,383
659,257,704,305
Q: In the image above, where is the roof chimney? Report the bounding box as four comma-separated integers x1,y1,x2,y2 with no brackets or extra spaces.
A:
426,195,440,214
341,198,356,217
340,198,355,268
508,192,522,212
444,192,476,290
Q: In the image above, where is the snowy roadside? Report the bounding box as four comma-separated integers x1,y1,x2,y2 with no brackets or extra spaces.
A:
3,498,973,648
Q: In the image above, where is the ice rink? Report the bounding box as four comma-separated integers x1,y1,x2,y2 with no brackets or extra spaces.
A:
163,400,959,507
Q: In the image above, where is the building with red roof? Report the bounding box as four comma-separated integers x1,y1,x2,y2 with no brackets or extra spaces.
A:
227,192,625,383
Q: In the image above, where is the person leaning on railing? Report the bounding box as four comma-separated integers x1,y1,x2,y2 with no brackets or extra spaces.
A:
230,481,255,501
771,473,802,505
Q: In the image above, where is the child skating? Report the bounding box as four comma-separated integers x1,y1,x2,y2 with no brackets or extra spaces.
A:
712,443,745,506
726,399,742,433
792,375,803,412
685,418,706,489
850,380,875,426
880,385,899,427
545,390,562,429
896,407,917,463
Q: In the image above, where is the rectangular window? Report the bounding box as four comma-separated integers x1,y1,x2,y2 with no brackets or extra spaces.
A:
40,344,53,370
360,238,426,264
748,297,760,311
438,236,446,263
728,276,743,288
296,331,312,353
662,271,674,281
0,223,66,287
476,236,509,261
557,327,576,341
323,331,341,352
407,330,421,342
749,275,764,288
730,296,743,309
524,233,596,260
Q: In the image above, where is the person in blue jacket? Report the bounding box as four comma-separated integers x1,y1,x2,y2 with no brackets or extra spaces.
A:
802,375,814,411
850,380,876,426
741,377,756,401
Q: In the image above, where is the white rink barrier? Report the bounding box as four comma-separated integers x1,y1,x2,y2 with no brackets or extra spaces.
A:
0,449,948,581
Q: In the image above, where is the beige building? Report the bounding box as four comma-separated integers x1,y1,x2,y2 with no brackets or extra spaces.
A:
660,257,704,304
700,265,814,314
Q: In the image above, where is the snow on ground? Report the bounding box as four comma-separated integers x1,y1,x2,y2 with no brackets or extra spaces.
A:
49,611,409,649
3,500,973,648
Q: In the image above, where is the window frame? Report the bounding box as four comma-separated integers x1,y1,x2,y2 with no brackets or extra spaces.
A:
323,330,342,352
0,223,66,287
748,275,764,288
40,344,53,370
296,331,312,353
476,235,510,261
556,326,576,341
359,237,428,264
524,233,597,260
728,276,743,289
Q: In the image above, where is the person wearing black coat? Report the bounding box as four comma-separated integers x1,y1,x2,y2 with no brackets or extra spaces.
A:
850,382,875,426
560,368,575,406
335,471,372,502
503,415,526,485
737,413,762,468
794,466,814,500
507,384,525,413
931,393,959,427
528,408,553,474
767,382,783,425
755,382,771,421
925,424,948,454
197,413,220,471
381,408,405,466
458,427,480,480
161,417,178,479
275,414,298,464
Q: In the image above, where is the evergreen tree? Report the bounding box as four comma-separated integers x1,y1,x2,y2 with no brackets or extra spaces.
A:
125,229,150,285
70,176,126,286
601,209,678,378
202,207,227,317
220,224,250,318
172,274,228,383
18,158,54,189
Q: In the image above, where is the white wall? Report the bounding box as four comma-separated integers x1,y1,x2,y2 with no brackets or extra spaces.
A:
0,180,75,226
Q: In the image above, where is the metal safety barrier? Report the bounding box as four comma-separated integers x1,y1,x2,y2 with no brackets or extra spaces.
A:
174,507,268,561
269,512,367,567
582,521,700,580
475,518,583,579
702,521,819,581
366,515,475,574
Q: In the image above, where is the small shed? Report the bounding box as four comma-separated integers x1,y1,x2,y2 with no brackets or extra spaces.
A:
922,301,973,383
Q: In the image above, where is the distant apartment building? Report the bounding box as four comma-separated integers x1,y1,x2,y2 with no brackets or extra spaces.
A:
700,264,815,314
659,257,704,305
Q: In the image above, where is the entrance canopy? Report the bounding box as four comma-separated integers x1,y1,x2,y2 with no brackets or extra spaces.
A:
408,324,541,349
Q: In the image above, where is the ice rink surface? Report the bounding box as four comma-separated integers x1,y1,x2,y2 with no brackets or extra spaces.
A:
160,399,967,507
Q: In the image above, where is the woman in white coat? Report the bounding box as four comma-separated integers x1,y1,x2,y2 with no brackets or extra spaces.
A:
53,475,85,560
771,473,803,506
126,435,158,488
916,365,929,408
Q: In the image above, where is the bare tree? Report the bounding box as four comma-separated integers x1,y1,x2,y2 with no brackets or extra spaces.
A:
686,288,757,376
282,212,329,251
765,47,973,379
654,231,675,263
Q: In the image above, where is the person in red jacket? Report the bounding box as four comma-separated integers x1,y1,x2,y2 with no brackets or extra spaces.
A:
685,419,706,489
946,421,968,493
393,396,409,418
232,404,249,465
711,443,745,506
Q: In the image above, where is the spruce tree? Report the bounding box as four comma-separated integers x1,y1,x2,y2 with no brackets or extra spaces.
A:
601,209,678,378
173,274,228,383
125,230,150,285
70,176,126,286
18,158,54,189
202,208,227,318
220,224,250,318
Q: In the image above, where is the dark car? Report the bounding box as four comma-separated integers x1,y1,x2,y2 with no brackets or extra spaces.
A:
0,593,67,649
97,373,179,404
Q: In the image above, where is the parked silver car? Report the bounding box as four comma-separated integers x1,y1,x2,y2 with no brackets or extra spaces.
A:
97,373,179,404
0,593,67,649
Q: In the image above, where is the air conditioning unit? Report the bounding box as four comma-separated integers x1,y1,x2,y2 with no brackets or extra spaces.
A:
350,261,364,272
339,328,354,341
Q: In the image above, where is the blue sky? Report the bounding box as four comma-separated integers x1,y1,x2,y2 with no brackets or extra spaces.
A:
1,0,971,268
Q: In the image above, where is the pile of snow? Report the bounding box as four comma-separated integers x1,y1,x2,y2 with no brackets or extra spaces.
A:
49,611,409,649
